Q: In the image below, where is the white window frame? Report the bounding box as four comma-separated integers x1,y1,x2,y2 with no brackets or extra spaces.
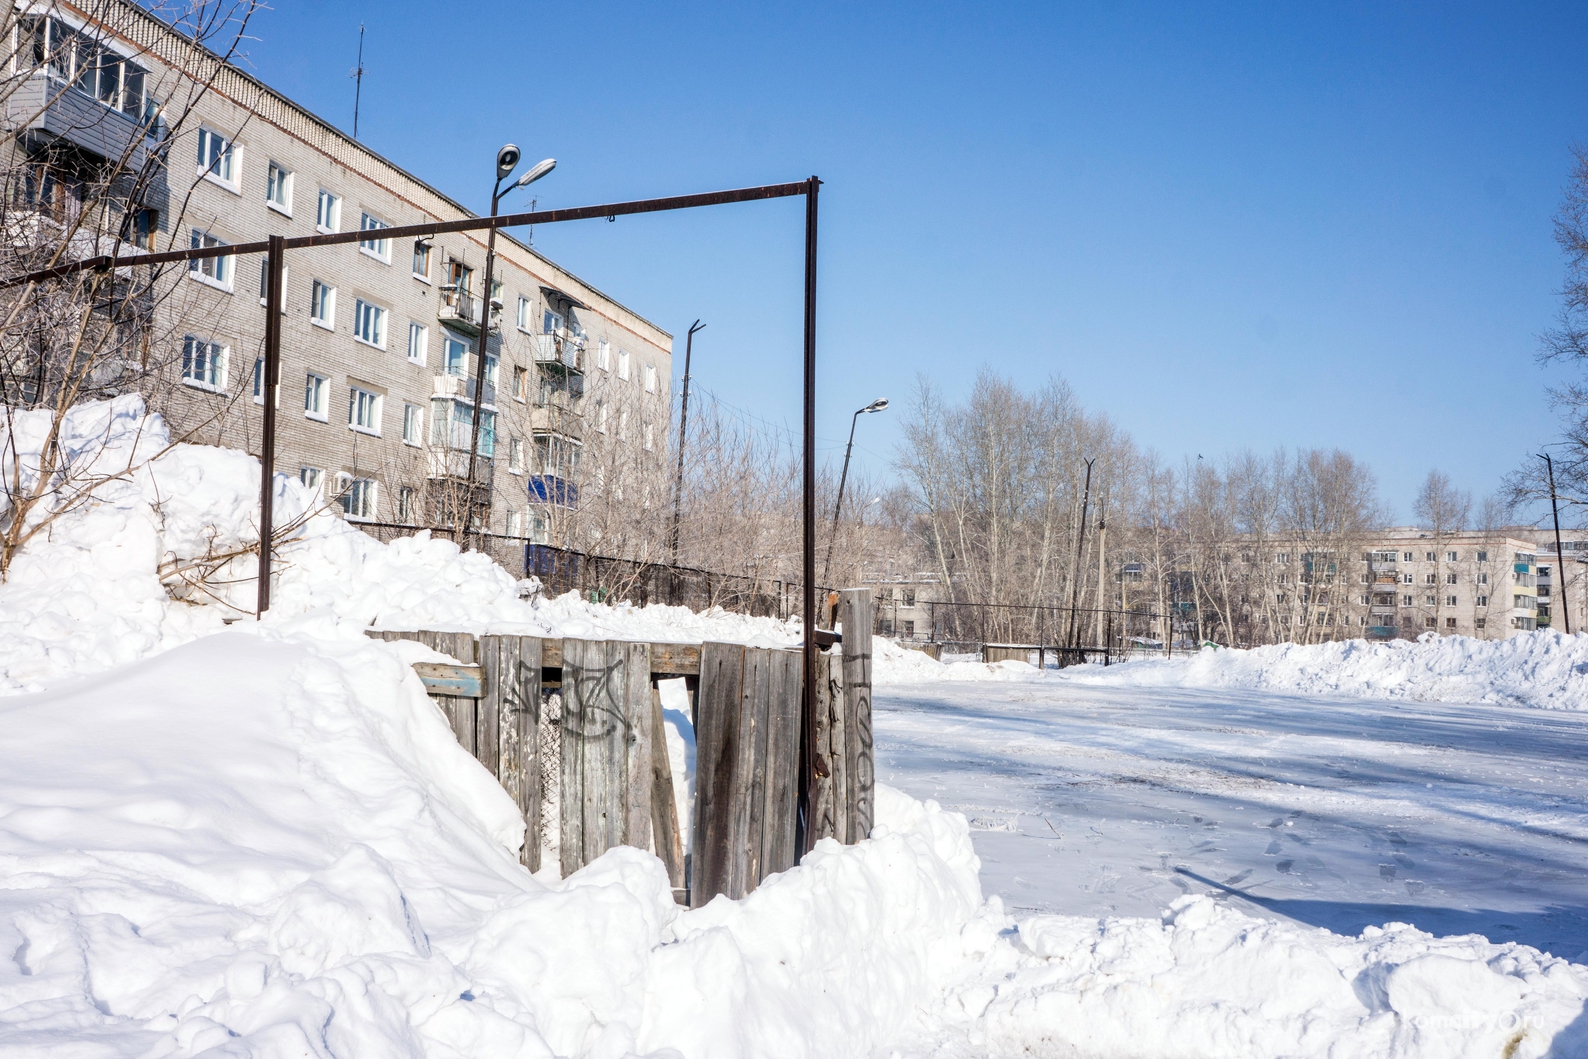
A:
338,474,377,520
596,400,608,434
443,336,469,377
512,365,527,401
412,239,432,281
617,349,631,381
403,402,422,447
304,372,329,421
348,386,383,436
310,280,336,330
188,229,232,290
517,295,532,333
257,261,289,307
509,436,524,474
353,299,387,349
597,339,611,372
643,419,654,451
266,161,293,215
300,466,323,493
358,211,391,262
195,127,238,191
644,362,657,393
408,321,428,365
180,335,227,392
316,188,341,234
252,356,263,405
398,485,417,524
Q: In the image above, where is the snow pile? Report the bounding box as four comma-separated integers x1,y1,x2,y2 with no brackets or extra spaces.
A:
0,631,985,1055
1062,631,1588,710
872,636,1042,685
5,630,1586,1057
0,396,797,694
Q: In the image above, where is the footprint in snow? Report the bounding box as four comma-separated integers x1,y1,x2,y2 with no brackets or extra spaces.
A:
1265,840,1284,855
1276,859,1295,874
1379,864,1398,879
1222,869,1253,886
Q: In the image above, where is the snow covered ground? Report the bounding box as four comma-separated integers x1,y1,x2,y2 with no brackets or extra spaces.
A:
4,399,1588,1056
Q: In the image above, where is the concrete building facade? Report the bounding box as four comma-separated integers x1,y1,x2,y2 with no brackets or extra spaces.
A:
6,0,671,546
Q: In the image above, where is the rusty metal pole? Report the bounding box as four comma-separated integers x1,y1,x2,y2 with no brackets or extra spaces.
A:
669,319,705,602
463,178,505,545
1541,452,1572,634
798,175,820,859
256,234,285,615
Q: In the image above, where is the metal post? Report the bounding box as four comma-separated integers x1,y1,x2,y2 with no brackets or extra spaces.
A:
1541,453,1572,634
256,234,285,615
669,320,705,602
823,408,862,586
464,182,504,543
798,175,820,859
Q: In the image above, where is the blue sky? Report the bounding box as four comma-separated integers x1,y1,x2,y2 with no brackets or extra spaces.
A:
237,1,1588,520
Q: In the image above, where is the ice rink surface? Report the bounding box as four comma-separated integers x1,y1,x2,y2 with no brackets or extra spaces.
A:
875,678,1588,961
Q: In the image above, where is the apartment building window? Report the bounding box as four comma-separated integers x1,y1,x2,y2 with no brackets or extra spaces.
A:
1275,592,1287,604
358,212,391,261
618,349,631,380
643,420,654,451
196,128,236,188
618,408,629,441
1445,572,1457,584
1476,618,1486,629
349,386,382,434
1424,573,1436,585
403,403,422,446
596,400,608,434
1424,594,1436,606
188,230,231,289
310,280,335,329
1477,551,1488,562
598,339,611,372
181,336,226,391
1424,617,1437,629
512,366,527,400
258,261,289,307
398,486,417,524
1276,552,1290,564
412,240,432,280
1359,573,1369,584
1403,594,1413,606
509,437,525,473
543,309,563,334
644,363,657,393
408,322,428,364
506,510,526,537
266,162,293,214
300,466,322,492
1447,551,1458,563
1425,552,1435,562
1477,595,1488,607
1444,617,1456,630
339,475,376,520
1446,595,1457,607
1403,552,1413,562
353,299,386,348
1540,565,1553,578
252,357,263,403
1514,594,1529,609
904,588,916,607
316,189,341,233
24,17,155,124
304,372,328,420
517,296,532,332
444,336,468,377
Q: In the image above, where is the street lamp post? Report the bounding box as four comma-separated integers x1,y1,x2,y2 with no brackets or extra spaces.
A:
464,145,556,536
668,319,706,602
821,397,887,590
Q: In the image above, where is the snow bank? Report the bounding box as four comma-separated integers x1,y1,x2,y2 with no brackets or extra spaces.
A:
872,636,1043,685
1062,631,1588,710
0,397,796,694
0,631,988,1055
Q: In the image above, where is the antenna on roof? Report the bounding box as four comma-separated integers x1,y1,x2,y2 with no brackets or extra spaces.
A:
351,23,366,139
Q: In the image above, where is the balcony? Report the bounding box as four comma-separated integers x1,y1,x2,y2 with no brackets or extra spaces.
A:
10,70,162,177
426,448,494,487
433,372,495,408
438,288,480,335
533,329,584,373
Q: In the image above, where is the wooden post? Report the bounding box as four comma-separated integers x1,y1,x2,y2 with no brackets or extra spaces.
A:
838,588,875,842
692,641,744,906
810,648,845,844
481,635,543,870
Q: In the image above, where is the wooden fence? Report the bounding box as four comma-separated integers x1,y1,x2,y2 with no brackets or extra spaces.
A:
367,586,874,906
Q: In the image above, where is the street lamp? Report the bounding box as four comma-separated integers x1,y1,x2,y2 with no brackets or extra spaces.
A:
821,397,888,588
464,146,557,530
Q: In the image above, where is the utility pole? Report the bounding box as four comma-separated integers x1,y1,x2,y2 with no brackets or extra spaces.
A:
1066,457,1095,651
668,320,704,602
1093,513,1107,647
1540,452,1572,635
351,24,366,139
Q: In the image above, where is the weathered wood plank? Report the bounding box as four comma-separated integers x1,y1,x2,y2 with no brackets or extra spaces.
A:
810,648,841,844
560,638,636,875
691,642,744,907
542,639,563,669
649,642,701,675
839,589,876,843
759,648,801,878
482,635,543,871
624,642,654,856
648,684,686,893
411,662,484,698
826,649,849,844
739,647,771,895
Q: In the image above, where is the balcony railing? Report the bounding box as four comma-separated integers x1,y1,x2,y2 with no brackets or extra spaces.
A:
439,289,480,334
533,329,584,372
433,372,496,408
426,448,494,487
